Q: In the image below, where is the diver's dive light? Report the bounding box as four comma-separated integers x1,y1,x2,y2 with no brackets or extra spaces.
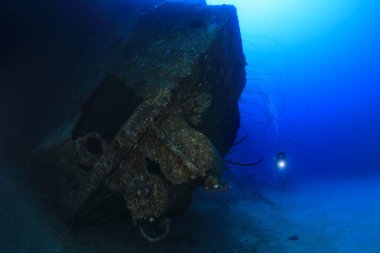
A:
274,151,287,170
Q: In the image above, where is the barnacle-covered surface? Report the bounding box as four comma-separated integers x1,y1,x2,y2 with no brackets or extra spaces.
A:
30,2,245,241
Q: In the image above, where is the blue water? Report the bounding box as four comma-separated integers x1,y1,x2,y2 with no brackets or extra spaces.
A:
206,1,380,251
208,0,380,179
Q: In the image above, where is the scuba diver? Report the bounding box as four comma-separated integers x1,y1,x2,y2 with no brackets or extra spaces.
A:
274,151,287,171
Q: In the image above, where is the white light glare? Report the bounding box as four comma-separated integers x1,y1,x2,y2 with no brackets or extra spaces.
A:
277,160,286,170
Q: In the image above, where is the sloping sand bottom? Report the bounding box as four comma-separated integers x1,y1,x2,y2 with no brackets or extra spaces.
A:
146,174,380,253
1,166,379,253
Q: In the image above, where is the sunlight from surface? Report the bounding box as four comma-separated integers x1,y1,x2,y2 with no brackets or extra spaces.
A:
208,0,380,174
207,0,361,45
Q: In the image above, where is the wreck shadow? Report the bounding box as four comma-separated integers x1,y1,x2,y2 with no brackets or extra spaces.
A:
70,201,228,253
37,183,282,253
70,194,274,253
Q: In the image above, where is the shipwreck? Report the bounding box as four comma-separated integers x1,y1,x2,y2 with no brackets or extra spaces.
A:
30,2,246,241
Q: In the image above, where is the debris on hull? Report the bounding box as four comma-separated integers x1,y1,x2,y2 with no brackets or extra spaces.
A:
30,2,245,241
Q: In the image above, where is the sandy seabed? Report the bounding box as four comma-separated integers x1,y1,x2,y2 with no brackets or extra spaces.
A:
1,166,379,253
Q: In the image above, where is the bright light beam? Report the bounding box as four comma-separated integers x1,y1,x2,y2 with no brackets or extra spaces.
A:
206,0,361,46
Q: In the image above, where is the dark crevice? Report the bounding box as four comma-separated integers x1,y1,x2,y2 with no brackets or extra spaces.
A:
85,136,103,155
145,158,161,175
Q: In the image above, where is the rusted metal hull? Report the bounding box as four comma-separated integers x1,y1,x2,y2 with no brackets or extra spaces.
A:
30,2,245,241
